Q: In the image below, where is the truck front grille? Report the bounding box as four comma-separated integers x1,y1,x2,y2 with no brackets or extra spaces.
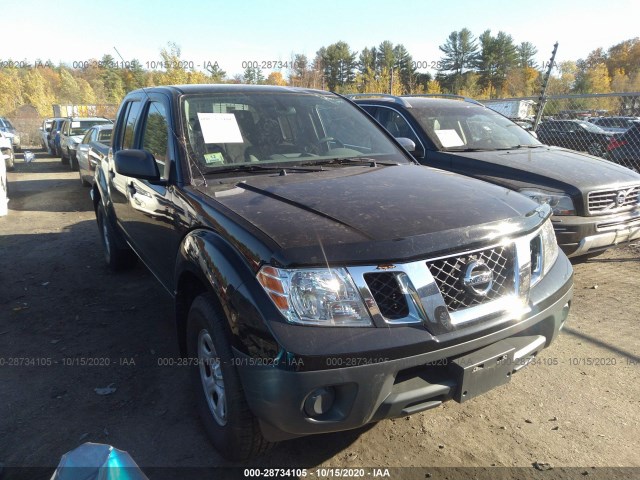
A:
426,245,515,312
364,272,409,320
588,185,640,214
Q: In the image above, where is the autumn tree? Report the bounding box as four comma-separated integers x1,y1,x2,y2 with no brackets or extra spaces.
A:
266,72,287,86
22,69,55,116
0,68,24,114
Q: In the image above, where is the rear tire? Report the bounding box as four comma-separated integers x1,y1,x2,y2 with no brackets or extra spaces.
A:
588,142,604,157
187,294,273,460
96,205,137,271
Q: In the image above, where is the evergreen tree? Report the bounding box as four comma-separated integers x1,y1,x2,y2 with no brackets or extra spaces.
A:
439,28,479,93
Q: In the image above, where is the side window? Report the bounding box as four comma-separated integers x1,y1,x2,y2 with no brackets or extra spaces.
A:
61,121,69,135
81,129,92,144
360,105,378,117
377,108,420,145
118,101,143,150
141,102,170,179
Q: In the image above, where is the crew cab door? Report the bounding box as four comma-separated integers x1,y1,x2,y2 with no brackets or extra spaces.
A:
110,94,181,290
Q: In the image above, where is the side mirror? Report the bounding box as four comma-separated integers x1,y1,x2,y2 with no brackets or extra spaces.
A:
114,149,160,181
396,137,425,159
396,137,416,152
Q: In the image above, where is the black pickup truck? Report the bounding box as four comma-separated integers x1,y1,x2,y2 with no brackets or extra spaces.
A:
92,85,573,460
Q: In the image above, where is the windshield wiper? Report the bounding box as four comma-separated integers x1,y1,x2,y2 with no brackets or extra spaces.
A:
501,144,544,149
301,157,398,166
445,145,543,152
203,164,323,175
444,147,495,152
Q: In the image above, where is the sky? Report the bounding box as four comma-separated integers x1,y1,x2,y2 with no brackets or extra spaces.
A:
3,0,639,77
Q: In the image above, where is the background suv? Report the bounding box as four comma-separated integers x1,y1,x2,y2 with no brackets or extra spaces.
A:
59,117,112,169
351,94,640,258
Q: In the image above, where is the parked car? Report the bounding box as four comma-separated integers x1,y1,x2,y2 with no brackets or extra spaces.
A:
351,94,640,258
0,117,20,151
606,122,640,171
39,118,55,152
59,117,112,169
93,84,573,460
77,124,112,186
0,130,14,171
535,119,613,157
587,116,640,134
48,118,68,157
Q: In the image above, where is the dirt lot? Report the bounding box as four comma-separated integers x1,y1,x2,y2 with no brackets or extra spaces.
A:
1,153,639,479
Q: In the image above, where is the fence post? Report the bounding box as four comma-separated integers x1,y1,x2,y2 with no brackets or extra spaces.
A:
533,42,558,131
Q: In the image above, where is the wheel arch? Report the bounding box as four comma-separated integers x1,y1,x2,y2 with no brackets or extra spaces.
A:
174,229,276,357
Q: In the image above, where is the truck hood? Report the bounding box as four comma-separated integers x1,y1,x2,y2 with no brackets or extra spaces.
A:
445,145,640,193
197,164,545,265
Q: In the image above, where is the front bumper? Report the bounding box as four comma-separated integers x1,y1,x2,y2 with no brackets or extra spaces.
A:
235,254,573,441
553,209,640,257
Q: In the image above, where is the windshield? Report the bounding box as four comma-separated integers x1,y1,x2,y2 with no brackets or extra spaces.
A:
0,118,15,129
182,91,408,171
577,120,606,133
411,103,541,150
71,120,110,136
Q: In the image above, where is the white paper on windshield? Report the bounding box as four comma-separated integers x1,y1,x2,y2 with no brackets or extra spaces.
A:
197,113,243,144
434,129,464,147
71,121,81,128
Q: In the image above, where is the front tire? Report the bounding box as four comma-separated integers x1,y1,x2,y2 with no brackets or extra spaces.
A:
69,152,78,171
96,205,137,271
61,147,69,165
80,171,91,187
187,294,272,460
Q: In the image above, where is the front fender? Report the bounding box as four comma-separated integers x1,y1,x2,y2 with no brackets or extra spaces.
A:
174,229,282,358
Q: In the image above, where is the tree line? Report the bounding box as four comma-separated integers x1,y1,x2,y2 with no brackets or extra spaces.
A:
0,34,639,117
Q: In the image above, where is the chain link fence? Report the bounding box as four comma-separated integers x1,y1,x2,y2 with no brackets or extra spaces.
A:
485,93,640,172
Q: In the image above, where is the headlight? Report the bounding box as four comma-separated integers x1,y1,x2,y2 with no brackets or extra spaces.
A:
540,218,559,275
257,266,372,327
519,189,576,216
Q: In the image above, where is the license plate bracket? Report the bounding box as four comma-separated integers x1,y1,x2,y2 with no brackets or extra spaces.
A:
450,342,515,403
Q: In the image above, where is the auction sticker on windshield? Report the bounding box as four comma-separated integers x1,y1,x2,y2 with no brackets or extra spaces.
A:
435,129,464,147
197,113,243,144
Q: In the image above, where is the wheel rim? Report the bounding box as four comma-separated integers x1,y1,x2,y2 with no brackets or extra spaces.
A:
197,329,227,426
589,143,601,156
